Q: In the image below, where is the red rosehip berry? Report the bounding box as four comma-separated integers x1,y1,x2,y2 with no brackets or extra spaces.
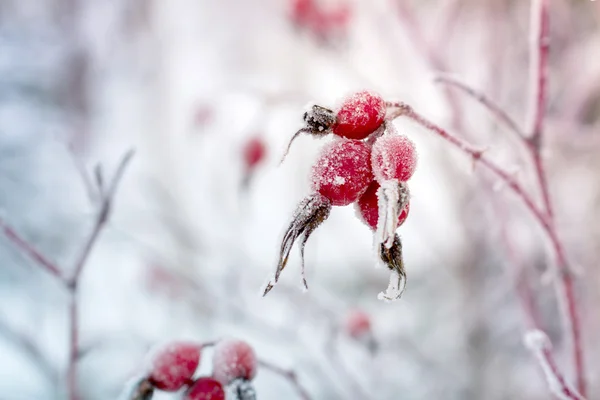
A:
291,0,316,26
345,309,371,338
311,139,373,206
333,91,386,140
184,378,225,400
212,339,257,385
371,134,417,182
356,181,409,231
148,342,201,392
242,136,266,170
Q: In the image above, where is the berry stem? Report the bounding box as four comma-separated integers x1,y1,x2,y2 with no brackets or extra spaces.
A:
0,149,134,400
258,359,312,400
388,101,585,400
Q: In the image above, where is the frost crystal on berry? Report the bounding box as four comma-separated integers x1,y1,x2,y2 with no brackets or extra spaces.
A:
212,339,257,385
356,180,410,231
184,378,225,400
311,139,373,206
147,342,201,391
374,180,410,249
372,133,417,182
333,90,386,140
263,193,332,295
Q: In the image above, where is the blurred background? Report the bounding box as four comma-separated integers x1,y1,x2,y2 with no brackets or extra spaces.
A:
0,0,599,399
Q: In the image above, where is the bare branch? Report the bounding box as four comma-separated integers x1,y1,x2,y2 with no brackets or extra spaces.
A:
524,330,585,400
434,74,525,141
258,359,312,400
0,219,65,281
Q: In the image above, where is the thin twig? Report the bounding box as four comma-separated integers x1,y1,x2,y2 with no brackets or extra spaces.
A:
434,74,525,140
0,220,65,281
66,150,135,400
68,150,134,286
527,0,550,142
524,330,585,400
387,102,583,400
527,0,555,223
258,359,312,400
526,1,584,393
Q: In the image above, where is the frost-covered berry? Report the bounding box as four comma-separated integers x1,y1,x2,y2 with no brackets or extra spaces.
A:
356,181,409,230
184,378,225,400
242,136,266,171
148,342,201,391
345,309,371,338
371,134,417,182
212,339,257,385
333,91,386,140
311,139,373,206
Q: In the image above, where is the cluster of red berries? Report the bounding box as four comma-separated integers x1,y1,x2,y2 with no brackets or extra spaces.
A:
290,0,351,44
264,91,417,301
131,339,257,400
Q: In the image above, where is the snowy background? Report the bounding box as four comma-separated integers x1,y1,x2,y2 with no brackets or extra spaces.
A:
0,0,599,399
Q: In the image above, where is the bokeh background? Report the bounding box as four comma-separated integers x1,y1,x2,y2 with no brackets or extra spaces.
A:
1,0,599,399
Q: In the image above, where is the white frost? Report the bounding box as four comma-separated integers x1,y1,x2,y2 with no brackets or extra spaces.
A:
377,269,406,302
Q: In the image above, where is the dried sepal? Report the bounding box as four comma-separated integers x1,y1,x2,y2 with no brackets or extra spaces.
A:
377,234,407,301
129,378,154,400
263,193,332,296
281,105,336,163
375,180,410,249
228,378,257,400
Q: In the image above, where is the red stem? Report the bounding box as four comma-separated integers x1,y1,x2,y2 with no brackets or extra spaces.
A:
0,220,65,281
434,75,525,140
67,295,79,400
525,330,585,400
258,359,312,400
388,102,584,398
526,0,584,394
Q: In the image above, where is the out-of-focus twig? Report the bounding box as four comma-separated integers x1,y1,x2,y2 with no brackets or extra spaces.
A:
66,150,134,400
0,221,65,281
0,149,134,400
525,1,585,394
258,359,312,400
387,101,584,399
434,74,525,141
524,330,585,400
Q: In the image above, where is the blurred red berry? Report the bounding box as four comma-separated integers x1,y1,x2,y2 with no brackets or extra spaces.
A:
311,139,373,206
212,339,257,385
345,309,371,338
333,91,386,140
148,342,201,391
356,181,410,230
184,378,225,400
371,134,417,182
291,0,317,26
243,136,266,170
